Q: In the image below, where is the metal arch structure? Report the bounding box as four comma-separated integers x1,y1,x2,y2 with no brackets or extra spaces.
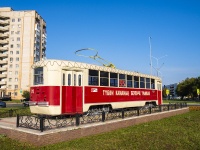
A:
75,48,116,69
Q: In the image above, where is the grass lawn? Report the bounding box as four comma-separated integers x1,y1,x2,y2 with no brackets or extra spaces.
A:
0,110,200,150
5,99,22,103
0,107,31,117
163,99,200,104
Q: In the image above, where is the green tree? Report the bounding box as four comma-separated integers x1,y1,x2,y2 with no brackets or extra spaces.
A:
162,87,167,98
22,90,30,99
197,76,200,88
176,77,200,99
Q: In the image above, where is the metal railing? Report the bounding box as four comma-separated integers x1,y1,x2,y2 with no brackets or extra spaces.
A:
16,103,187,132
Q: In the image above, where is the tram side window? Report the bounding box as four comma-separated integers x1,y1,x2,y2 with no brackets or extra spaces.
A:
63,73,65,85
146,78,150,89
68,74,71,86
151,79,155,89
119,74,126,87
74,74,76,86
134,76,139,88
34,67,43,85
127,75,133,87
78,74,81,86
100,71,108,86
88,69,98,85
157,84,161,90
140,77,145,88
110,73,118,87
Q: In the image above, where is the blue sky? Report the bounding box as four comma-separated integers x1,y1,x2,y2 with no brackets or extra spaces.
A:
1,0,200,85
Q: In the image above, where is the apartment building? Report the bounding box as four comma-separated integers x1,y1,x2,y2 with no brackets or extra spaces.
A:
163,83,178,99
0,7,47,99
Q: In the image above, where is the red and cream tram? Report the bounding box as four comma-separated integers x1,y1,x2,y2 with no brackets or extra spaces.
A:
30,59,162,115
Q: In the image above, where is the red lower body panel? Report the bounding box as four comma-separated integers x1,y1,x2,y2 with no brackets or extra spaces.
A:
30,86,162,115
62,86,83,114
30,86,60,105
84,86,159,104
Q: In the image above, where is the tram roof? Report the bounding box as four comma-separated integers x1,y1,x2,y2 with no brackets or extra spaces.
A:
32,59,161,80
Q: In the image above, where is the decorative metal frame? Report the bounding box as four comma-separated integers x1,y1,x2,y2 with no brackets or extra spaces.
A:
16,103,187,132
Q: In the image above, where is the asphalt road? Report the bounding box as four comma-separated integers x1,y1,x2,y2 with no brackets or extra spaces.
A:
6,103,24,108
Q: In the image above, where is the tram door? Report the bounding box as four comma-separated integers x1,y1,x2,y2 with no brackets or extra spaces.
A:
62,70,83,114
157,82,162,105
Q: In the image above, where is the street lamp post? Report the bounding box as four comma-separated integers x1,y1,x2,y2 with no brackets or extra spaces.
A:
148,37,167,77
151,55,167,77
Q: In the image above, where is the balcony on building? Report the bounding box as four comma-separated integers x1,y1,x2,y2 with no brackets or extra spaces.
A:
0,47,8,51
0,66,7,71
0,53,8,58
0,32,9,38
0,39,9,44
0,20,10,25
0,26,9,31
42,43,46,50
0,60,8,64
0,74,7,78
42,33,47,38
0,81,7,85
0,15,10,19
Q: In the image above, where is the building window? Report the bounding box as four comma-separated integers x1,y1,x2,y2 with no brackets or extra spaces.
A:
9,71,12,75
16,64,19,68
18,18,21,22
16,31,20,34
12,18,15,22
11,31,14,35
14,92,18,96
9,64,12,68
14,85,18,89
11,25,14,28
15,78,18,82
17,37,20,41
11,37,14,41
10,44,13,48
9,78,12,82
17,44,20,48
16,51,19,54
18,24,21,28
8,85,12,89
10,51,13,54
16,57,19,61
15,71,18,75
10,57,13,62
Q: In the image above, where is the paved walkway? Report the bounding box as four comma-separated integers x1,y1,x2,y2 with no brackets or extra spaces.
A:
0,117,16,128
0,117,53,135
0,116,108,135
